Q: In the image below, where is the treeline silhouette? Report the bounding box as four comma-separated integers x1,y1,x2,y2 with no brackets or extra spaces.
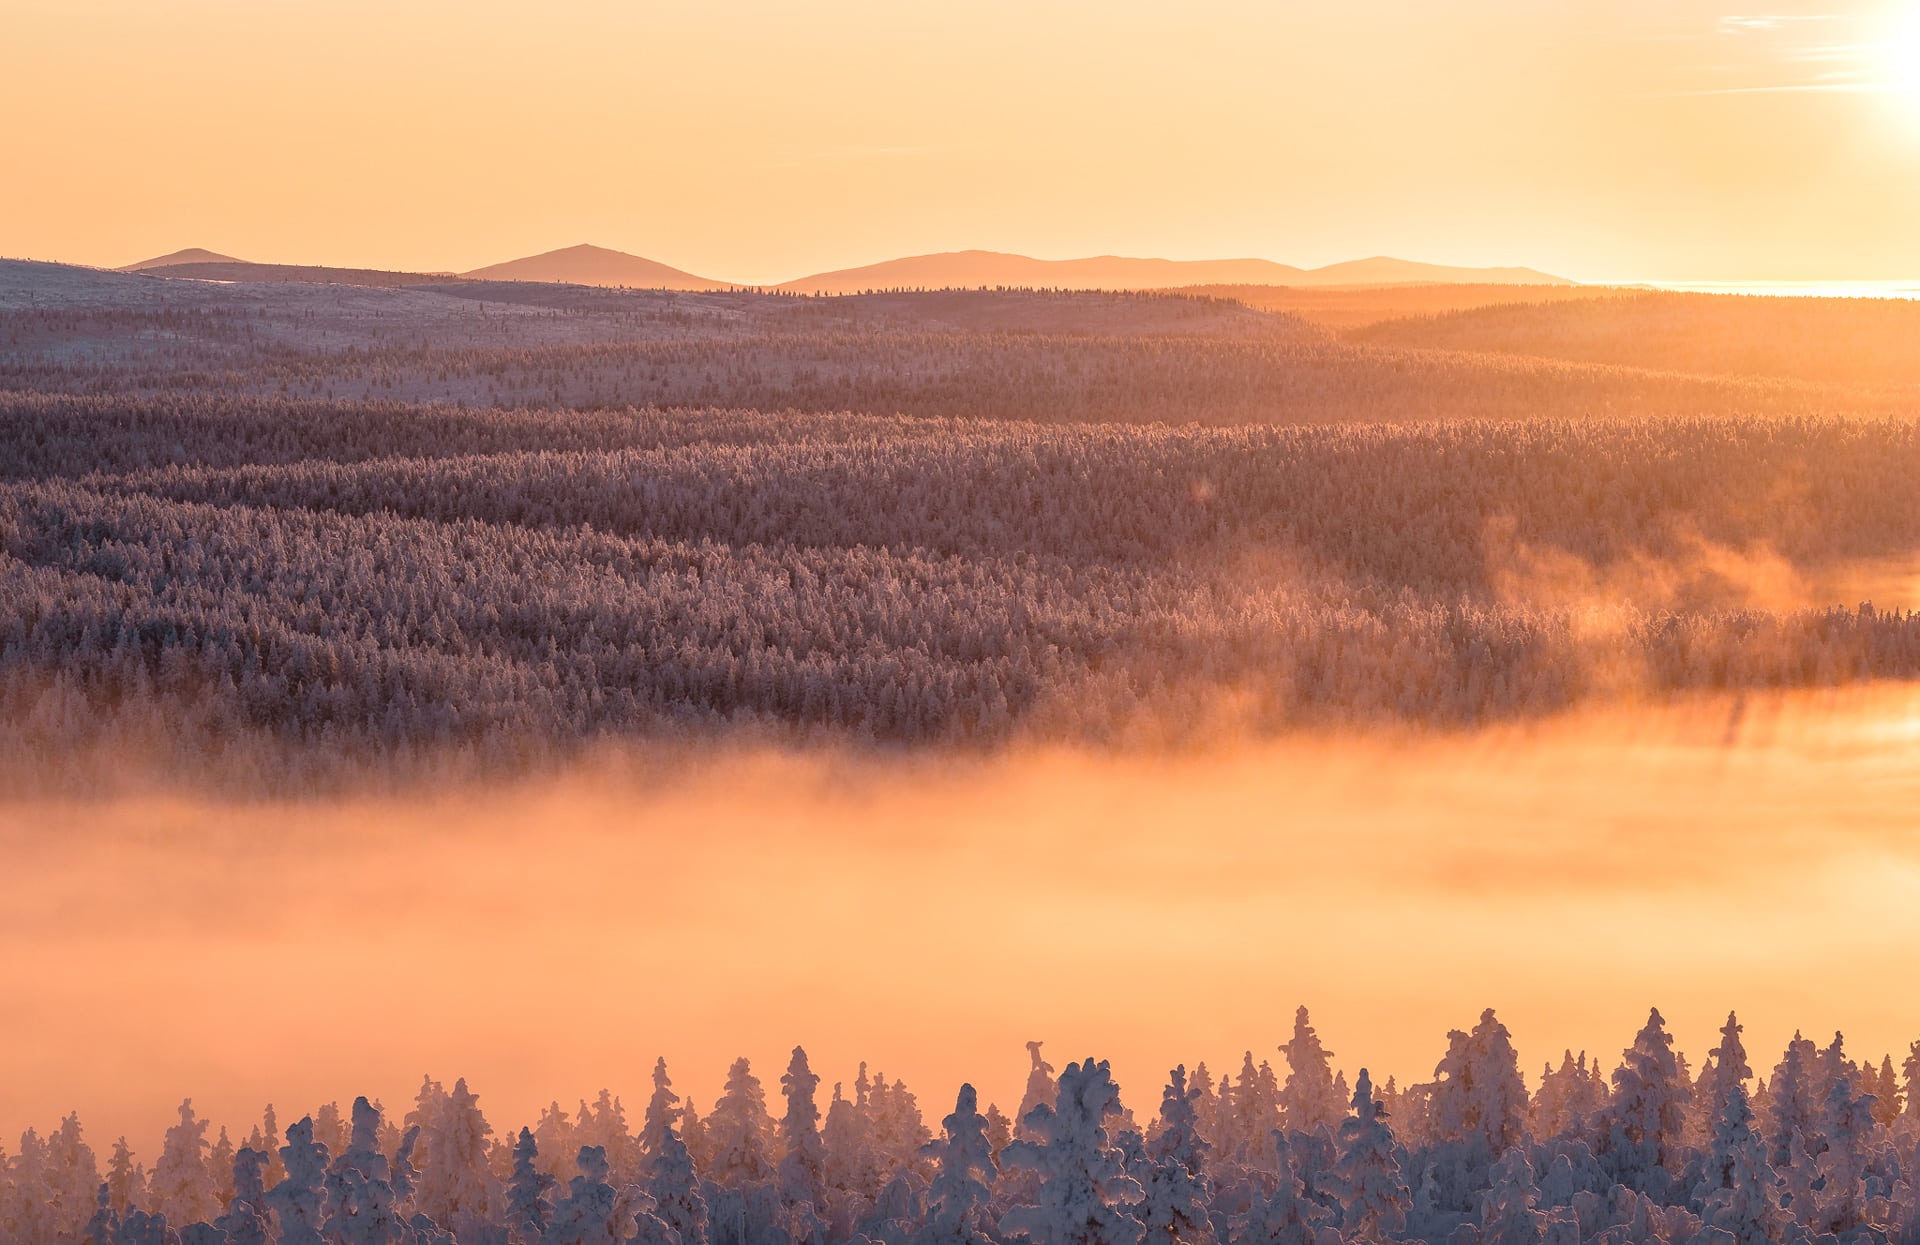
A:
5,1008,1917,1245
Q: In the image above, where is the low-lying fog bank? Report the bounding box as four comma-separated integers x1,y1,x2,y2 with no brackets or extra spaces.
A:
4,685,1917,1154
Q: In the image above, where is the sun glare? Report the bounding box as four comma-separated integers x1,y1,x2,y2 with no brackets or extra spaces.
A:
1891,4,1920,102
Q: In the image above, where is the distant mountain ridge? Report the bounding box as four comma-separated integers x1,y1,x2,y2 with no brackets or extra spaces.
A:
119,243,1574,293
774,250,1572,294
460,244,735,291
118,248,244,271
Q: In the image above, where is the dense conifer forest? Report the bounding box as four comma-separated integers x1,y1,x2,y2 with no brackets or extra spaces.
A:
4,260,1920,788
5,1009,1918,1245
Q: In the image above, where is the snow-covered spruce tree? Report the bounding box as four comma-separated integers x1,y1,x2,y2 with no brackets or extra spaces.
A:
1696,1086,1777,1245
1477,1149,1543,1245
575,1094,637,1188
1331,1069,1406,1243
1229,1054,1283,1170
214,1148,272,1245
643,1105,708,1245
916,1084,997,1245
1815,1049,1877,1236
531,1106,577,1186
108,1136,148,1215
209,1130,235,1209
45,1112,104,1237
867,1075,933,1181
1904,1041,1920,1127
415,1078,502,1236
1870,1055,1902,1129
1237,1132,1315,1245
780,1047,827,1209
504,1128,558,1245
1696,1014,1752,1148
321,1097,406,1245
1138,1066,1212,1245
1421,1010,1527,1214
1018,1045,1059,1141
1000,1057,1146,1245
1187,1067,1221,1161
1598,1008,1691,1198
640,1061,682,1175
152,1100,219,1230
268,1117,333,1245
708,1058,777,1189
822,1081,874,1199
84,1182,120,1245
113,1208,178,1245
542,1146,623,1245
1280,1010,1345,1139
1765,1032,1819,1171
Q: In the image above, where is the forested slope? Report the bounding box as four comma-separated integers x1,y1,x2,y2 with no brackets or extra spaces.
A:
3,264,1919,788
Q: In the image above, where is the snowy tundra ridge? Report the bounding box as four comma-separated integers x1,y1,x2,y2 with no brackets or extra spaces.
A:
8,1007,1920,1245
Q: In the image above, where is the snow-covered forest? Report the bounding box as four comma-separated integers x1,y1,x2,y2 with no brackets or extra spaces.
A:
8,1010,1920,1245
6,258,1920,789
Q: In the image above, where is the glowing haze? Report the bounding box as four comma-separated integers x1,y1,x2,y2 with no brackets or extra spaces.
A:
7,0,1920,282
5,688,1920,1153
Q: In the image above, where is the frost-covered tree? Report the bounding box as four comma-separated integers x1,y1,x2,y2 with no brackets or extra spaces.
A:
542,1147,622,1245
108,1137,147,1215
1870,1055,1902,1129
640,1061,681,1171
917,1084,997,1245
1696,1086,1777,1245
504,1129,558,1245
267,1117,332,1245
1228,1054,1282,1169
112,1208,179,1245
1599,1008,1690,1196
574,1094,637,1189
821,1082,873,1197
643,1106,707,1245
1000,1057,1146,1245
1238,1132,1314,1245
1688,1012,1752,1154
867,1074,932,1180
322,1098,405,1245
42,1113,104,1237
1422,1010,1527,1212
152,1101,219,1230
1815,1047,1876,1235
1478,1149,1542,1245
214,1148,271,1245
1331,1070,1406,1242
208,1130,235,1208
780,1047,826,1208
1139,1068,1211,1245
84,1182,120,1245
1018,1044,1058,1141
1279,1010,1344,1138
415,1078,501,1234
708,1058,776,1188
1765,1032,1818,1171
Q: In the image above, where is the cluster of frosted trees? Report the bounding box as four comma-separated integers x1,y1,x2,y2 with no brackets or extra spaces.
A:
10,392,1920,786
7,1008,1920,1245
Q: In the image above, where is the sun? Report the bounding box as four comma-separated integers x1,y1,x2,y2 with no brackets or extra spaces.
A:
1892,4,1920,99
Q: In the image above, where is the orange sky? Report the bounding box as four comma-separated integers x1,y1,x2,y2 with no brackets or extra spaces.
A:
5,0,1920,283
